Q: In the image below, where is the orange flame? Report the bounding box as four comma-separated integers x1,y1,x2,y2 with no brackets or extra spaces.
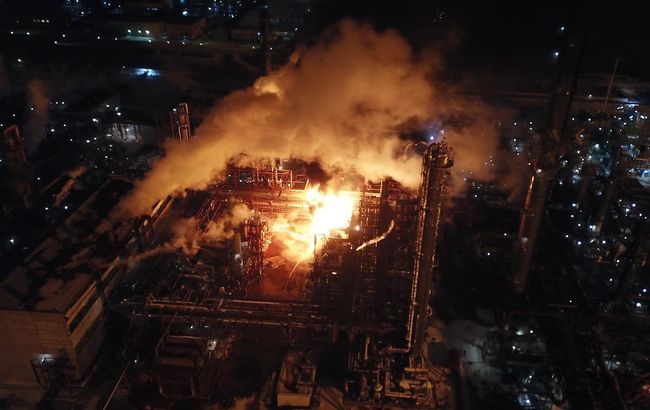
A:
270,186,355,262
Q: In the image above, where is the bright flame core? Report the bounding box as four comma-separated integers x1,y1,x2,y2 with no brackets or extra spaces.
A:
270,186,355,262
308,187,355,236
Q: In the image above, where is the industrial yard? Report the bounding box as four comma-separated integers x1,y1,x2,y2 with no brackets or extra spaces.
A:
2,1,650,409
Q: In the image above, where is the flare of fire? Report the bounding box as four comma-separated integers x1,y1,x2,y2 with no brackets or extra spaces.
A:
307,187,355,236
271,186,355,261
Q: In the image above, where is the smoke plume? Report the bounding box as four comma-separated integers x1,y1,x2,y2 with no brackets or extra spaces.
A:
120,203,253,266
119,20,432,216
25,79,49,152
165,203,254,255
204,202,254,242
119,19,499,217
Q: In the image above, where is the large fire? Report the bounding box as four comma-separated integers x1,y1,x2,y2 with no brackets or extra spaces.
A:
307,187,355,236
270,186,356,262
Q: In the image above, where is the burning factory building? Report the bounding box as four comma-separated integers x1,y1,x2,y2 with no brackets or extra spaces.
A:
115,139,454,408
0,16,486,408
104,21,468,407
5,1,650,408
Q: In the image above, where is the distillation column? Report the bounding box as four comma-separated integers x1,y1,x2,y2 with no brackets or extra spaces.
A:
512,22,587,293
406,141,453,356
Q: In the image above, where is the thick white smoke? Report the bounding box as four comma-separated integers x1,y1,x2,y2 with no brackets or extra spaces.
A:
164,202,254,255
203,202,254,242
118,20,433,216
119,19,498,217
120,203,254,266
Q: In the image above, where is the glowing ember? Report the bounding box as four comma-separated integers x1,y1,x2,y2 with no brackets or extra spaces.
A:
270,186,355,262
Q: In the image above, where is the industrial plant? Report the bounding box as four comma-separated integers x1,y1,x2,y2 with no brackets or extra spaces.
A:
2,1,650,409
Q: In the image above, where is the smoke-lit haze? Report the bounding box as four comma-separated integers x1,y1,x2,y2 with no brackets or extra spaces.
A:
120,19,499,217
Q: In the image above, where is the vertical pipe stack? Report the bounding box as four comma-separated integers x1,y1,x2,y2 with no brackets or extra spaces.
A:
170,103,192,141
513,21,587,293
406,141,453,355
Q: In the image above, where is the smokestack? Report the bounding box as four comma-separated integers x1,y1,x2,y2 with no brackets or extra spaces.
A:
1,125,36,209
512,19,588,293
259,3,272,73
406,141,453,355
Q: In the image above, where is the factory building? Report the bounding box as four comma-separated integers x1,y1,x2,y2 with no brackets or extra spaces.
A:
0,179,168,387
109,142,455,408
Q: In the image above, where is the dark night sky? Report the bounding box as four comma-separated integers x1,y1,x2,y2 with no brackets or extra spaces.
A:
307,0,650,86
